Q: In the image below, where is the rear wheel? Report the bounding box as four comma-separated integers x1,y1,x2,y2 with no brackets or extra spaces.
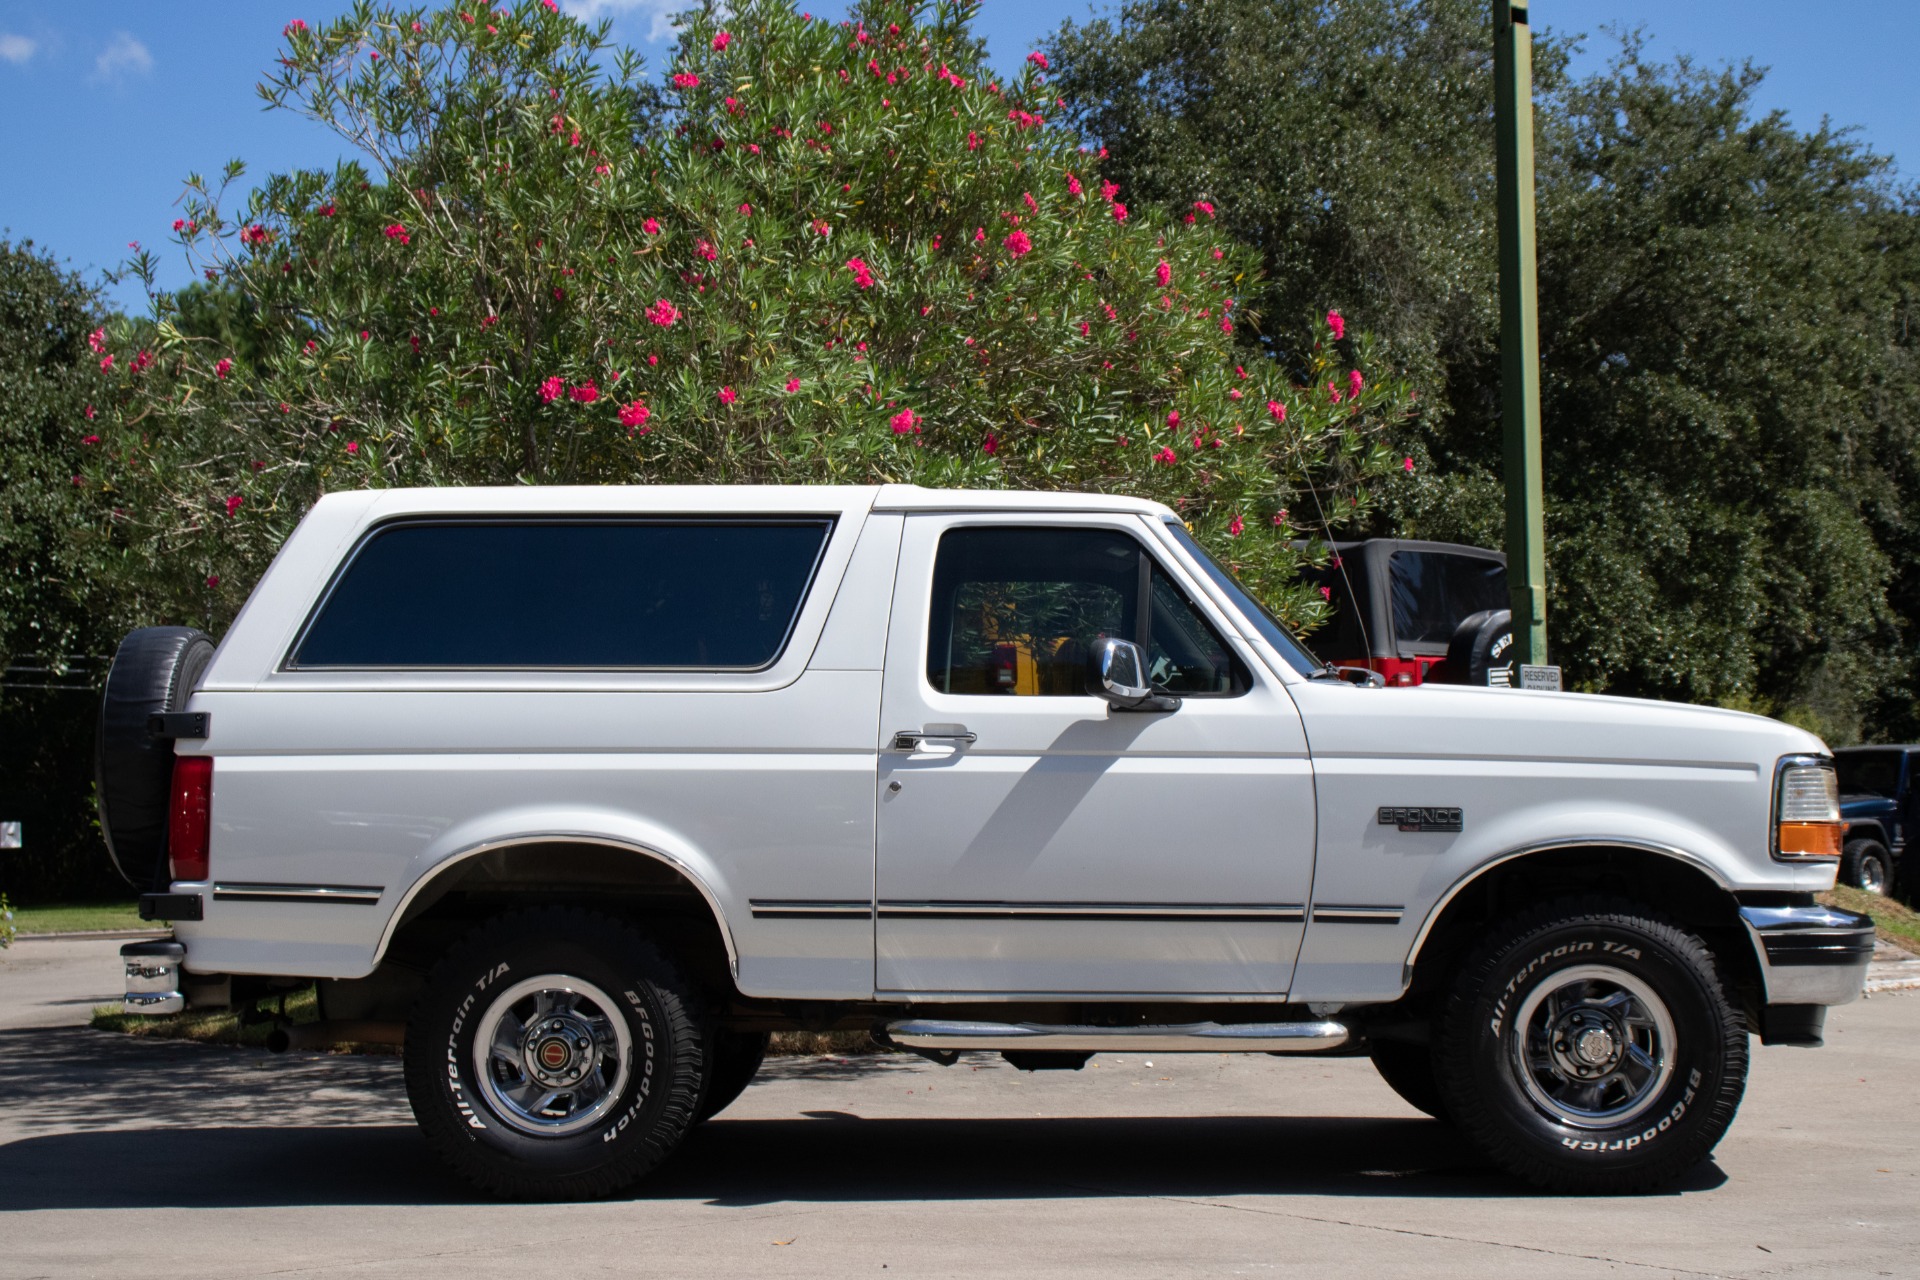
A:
1841,839,1891,895
404,907,705,1200
1436,896,1746,1193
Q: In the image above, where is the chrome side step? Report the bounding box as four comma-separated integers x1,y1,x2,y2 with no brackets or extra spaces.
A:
885,1018,1349,1054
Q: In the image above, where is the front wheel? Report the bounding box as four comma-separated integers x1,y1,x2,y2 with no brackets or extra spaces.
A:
404,907,705,1200
1436,896,1747,1193
1841,839,1891,895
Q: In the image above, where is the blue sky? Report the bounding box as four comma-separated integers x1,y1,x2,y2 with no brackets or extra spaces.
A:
1,1,1913,315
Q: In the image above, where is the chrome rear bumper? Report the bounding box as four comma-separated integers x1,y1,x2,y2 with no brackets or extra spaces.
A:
121,939,185,1015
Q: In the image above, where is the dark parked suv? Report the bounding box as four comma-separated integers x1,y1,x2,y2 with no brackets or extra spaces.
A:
1833,746,1914,895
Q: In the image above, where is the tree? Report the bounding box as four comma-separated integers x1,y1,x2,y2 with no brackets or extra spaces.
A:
1052,3,1920,740
87,0,1411,636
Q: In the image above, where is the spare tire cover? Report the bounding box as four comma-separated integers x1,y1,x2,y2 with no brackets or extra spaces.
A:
95,627,215,889
1439,609,1515,688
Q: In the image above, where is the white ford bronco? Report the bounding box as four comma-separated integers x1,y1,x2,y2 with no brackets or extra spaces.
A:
99,485,1873,1199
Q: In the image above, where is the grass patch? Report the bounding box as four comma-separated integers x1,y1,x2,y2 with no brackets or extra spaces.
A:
91,984,321,1048
12,900,153,935
1820,885,1920,956
768,1029,894,1057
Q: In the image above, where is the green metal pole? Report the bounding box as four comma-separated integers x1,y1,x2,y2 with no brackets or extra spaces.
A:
1494,0,1547,665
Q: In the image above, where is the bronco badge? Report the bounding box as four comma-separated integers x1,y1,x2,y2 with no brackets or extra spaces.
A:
1378,806,1464,833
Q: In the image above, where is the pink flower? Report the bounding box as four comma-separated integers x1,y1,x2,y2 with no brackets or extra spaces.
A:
1101,179,1120,202
1079,321,1090,337
846,257,875,288
540,376,564,403
1154,446,1177,465
1403,456,1416,473
1349,369,1365,399
1004,230,1032,257
982,432,998,456
643,217,661,235
283,19,307,36
317,203,335,217
1319,585,1332,601
619,400,651,429
1273,510,1288,527
1027,51,1049,70
973,226,986,243
1166,409,1180,428
240,224,271,246
1228,514,1244,537
738,202,753,215
712,30,731,50
345,441,359,455
132,350,152,373
1066,173,1082,197
673,72,700,89
1111,202,1128,222
696,239,718,262
215,358,232,380
1221,315,1234,334
81,433,101,445
1326,309,1345,340
570,380,599,403
84,403,96,419
542,0,558,10
1192,200,1214,218
87,328,106,354
206,574,220,588
889,408,919,435
967,131,980,151
225,494,244,518
1227,389,1243,400
1267,400,1286,423
384,223,410,244
646,298,680,327
719,385,738,405
785,378,801,393
1155,260,1171,287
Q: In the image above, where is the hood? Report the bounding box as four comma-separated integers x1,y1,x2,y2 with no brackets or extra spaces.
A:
1289,680,1826,774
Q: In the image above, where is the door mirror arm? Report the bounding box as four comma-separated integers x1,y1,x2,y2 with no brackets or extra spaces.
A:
1087,637,1182,713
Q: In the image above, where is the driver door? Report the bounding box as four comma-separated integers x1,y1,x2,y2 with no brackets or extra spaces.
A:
873,513,1317,996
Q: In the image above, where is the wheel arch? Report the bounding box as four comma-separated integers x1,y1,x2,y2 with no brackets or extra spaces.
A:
1403,841,1762,1011
374,834,741,997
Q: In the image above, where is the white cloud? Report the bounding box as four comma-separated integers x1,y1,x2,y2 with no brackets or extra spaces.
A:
560,0,680,44
93,31,152,82
0,33,37,65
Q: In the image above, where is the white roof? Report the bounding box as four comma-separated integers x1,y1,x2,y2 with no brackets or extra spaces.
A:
308,484,1174,520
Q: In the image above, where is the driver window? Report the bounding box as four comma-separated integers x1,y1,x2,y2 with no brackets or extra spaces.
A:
926,525,1243,697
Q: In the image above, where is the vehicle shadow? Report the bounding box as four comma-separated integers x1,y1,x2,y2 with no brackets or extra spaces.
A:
0,1027,1727,1211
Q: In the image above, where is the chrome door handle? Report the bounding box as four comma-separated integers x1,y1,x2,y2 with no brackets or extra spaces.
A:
890,724,977,751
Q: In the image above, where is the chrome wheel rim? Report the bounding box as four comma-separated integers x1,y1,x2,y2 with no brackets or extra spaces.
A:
1508,963,1676,1130
1859,856,1887,895
472,974,632,1139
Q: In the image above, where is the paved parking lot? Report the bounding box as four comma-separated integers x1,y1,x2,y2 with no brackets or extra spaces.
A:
2,938,1915,1279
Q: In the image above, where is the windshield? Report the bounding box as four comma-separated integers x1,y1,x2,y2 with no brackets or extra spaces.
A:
1162,519,1321,675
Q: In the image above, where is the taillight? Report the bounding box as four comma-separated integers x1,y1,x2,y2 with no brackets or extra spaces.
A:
168,755,213,882
1774,757,1842,861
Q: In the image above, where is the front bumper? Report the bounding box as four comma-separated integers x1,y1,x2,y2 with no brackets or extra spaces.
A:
1740,903,1875,1007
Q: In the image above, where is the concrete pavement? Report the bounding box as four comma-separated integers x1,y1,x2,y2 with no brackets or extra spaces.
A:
1,937,1915,1279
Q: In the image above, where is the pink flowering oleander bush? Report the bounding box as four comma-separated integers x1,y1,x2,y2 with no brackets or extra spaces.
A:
86,0,1410,629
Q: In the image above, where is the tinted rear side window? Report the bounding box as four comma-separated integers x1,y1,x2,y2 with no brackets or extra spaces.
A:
1837,751,1903,798
1388,551,1508,648
292,519,832,669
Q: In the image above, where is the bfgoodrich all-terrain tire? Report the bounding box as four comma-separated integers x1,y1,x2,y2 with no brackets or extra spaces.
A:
404,908,705,1200
1436,896,1747,1193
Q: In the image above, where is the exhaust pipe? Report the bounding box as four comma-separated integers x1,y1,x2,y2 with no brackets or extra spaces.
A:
266,1020,406,1053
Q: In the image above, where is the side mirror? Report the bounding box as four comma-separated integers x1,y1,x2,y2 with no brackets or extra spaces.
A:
1087,637,1181,713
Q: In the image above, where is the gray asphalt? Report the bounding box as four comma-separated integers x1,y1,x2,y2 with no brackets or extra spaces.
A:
1,938,1915,1279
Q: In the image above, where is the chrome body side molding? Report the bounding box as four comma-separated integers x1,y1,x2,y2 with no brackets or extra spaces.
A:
885,1018,1349,1054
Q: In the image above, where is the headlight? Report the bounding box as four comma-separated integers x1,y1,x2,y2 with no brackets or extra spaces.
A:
1774,756,1842,861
